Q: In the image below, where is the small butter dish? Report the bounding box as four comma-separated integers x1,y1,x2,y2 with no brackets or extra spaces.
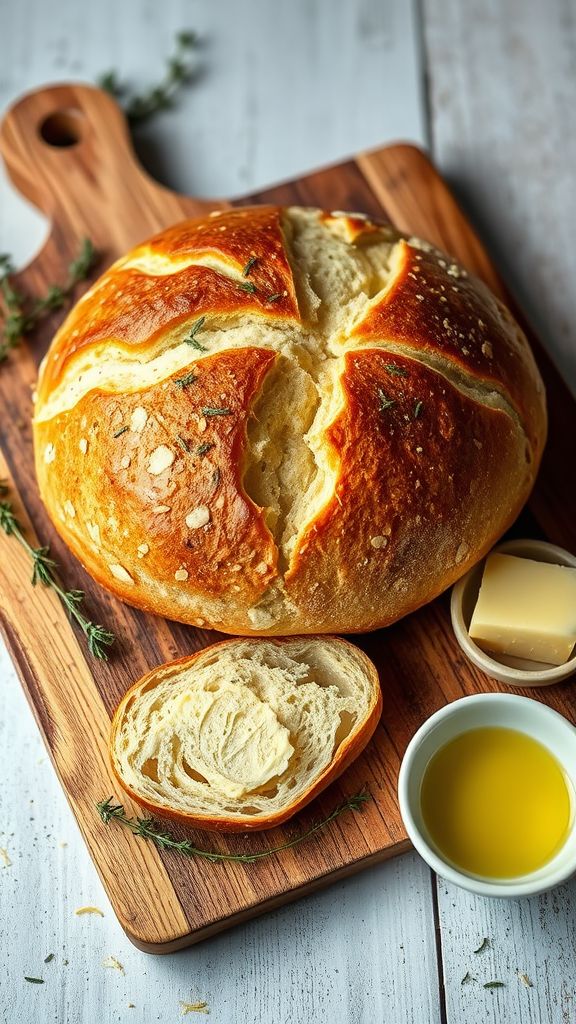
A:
451,538,576,687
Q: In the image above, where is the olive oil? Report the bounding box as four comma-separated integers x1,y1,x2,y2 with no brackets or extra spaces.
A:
420,727,572,879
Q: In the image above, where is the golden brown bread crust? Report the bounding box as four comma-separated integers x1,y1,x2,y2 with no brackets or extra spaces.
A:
109,636,383,832
34,205,547,635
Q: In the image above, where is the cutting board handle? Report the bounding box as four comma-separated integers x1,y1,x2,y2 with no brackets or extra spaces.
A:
0,83,221,255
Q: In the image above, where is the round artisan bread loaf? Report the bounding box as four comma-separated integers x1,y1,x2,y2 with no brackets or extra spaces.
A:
110,636,382,831
33,206,546,635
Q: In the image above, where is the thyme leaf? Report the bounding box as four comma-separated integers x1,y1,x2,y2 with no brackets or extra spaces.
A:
473,937,490,954
113,426,129,438
196,442,215,457
384,363,409,377
377,389,395,412
201,407,231,417
484,981,505,990
176,434,192,453
414,400,423,419
174,371,198,389
96,790,370,863
239,281,257,294
242,256,258,277
266,293,283,303
183,316,207,351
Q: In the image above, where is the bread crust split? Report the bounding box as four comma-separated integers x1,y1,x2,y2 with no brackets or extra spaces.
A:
34,206,546,635
110,636,382,832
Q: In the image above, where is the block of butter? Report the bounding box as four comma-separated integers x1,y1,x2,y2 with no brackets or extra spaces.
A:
469,553,576,666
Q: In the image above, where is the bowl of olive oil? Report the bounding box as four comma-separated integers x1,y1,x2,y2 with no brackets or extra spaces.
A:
398,693,576,897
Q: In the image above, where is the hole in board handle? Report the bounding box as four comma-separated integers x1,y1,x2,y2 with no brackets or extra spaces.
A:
39,110,84,148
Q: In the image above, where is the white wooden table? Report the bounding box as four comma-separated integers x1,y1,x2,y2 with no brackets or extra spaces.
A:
1,2,575,1021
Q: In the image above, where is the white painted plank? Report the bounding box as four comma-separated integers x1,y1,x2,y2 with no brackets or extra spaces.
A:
436,878,576,1023
0,648,441,1024
423,0,576,394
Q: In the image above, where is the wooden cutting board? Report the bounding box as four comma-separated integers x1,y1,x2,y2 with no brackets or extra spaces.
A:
1,84,575,953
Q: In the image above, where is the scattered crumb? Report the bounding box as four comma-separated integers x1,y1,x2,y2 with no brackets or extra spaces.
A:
120,455,131,469
175,567,189,582
517,971,533,988
79,438,88,454
59,840,68,848
197,416,207,433
0,847,12,868
152,504,171,514
180,1001,209,1015
148,445,175,475
44,443,56,464
137,543,150,558
255,562,268,574
102,956,125,975
75,906,104,917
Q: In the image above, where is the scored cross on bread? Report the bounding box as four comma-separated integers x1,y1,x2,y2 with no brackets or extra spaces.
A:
33,207,546,635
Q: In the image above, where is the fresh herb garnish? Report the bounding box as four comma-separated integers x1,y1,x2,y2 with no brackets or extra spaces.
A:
484,981,505,990
461,972,473,985
266,293,283,303
414,400,423,419
377,389,395,412
98,31,199,125
24,977,44,984
239,281,257,294
176,434,192,453
97,790,370,863
385,363,409,377
196,443,215,457
113,426,129,438
0,240,96,366
174,371,198,389
183,316,207,351
44,954,55,964
201,407,231,417
242,256,258,277
473,937,490,954
0,479,116,660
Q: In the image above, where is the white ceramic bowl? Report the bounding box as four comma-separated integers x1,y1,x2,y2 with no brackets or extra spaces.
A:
398,693,576,897
451,538,576,687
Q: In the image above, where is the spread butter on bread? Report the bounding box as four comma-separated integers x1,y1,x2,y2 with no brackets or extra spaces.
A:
110,637,381,831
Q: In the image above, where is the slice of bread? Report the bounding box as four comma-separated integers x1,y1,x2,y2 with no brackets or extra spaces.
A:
110,637,382,832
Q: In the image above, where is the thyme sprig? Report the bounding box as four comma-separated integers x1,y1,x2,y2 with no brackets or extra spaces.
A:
0,480,115,660
98,31,199,125
0,240,96,365
96,790,370,864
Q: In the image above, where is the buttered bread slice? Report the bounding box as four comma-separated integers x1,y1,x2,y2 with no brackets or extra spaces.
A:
110,637,382,831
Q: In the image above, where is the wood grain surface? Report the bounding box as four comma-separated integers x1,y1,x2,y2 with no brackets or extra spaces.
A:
1,81,575,953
